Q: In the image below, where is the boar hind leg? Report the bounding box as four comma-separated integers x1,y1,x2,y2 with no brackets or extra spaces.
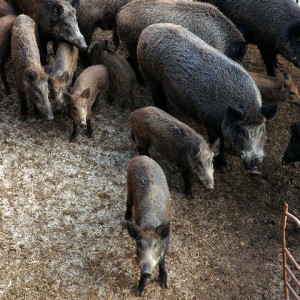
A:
159,258,168,289
70,121,78,142
257,44,277,77
128,55,144,85
0,65,11,95
148,81,168,112
87,119,93,138
125,192,133,221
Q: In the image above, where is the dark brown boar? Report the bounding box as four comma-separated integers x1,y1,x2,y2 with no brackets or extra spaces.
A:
63,65,109,141
130,106,220,198
249,71,300,105
11,14,54,120
47,42,79,111
89,40,137,108
125,155,171,296
0,15,16,95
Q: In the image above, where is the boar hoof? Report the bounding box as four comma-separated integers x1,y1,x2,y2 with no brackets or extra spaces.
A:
4,89,11,96
69,135,77,143
184,189,194,199
159,271,168,289
21,114,28,121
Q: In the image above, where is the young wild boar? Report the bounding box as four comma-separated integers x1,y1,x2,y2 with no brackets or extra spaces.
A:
197,0,300,76
282,123,300,164
63,65,109,141
76,0,132,45
0,15,16,95
12,0,86,58
89,40,137,108
249,72,300,105
115,0,246,80
126,155,171,296
130,106,220,198
11,14,54,120
137,23,278,173
47,42,79,111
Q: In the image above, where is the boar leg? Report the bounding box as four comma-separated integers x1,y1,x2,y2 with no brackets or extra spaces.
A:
138,273,149,296
0,65,11,95
181,168,193,198
159,258,168,289
19,91,28,120
135,137,150,156
257,44,277,77
128,55,144,85
70,121,78,142
87,119,93,138
125,192,133,221
148,81,168,112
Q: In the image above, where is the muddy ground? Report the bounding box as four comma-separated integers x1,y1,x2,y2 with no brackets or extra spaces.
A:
0,29,300,300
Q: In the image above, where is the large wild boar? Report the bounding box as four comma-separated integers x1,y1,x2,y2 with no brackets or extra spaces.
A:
249,72,300,105
63,65,109,141
11,14,53,120
12,0,86,55
126,155,171,296
89,40,137,108
137,23,278,173
0,15,16,95
47,42,79,111
283,123,300,164
130,106,220,197
197,0,300,76
76,0,132,45
115,0,246,79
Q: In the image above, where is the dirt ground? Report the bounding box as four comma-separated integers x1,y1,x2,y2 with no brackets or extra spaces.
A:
0,28,300,300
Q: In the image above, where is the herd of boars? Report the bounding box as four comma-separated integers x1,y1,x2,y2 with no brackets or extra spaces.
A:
1,0,300,296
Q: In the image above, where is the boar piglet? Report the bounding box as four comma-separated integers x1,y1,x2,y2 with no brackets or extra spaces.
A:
11,15,53,120
125,155,171,296
283,123,300,164
131,106,219,198
249,72,300,105
64,65,109,141
137,23,278,174
89,40,137,109
47,42,78,111
0,15,16,95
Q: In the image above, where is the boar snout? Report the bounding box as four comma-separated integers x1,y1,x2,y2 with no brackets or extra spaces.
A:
47,113,54,121
244,160,262,174
141,263,152,277
73,36,87,51
80,121,87,129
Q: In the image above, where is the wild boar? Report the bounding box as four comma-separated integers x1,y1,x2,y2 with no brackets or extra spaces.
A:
63,65,109,141
197,0,300,76
76,0,132,45
283,123,300,164
89,40,137,108
130,106,220,197
137,23,278,173
12,0,87,57
115,0,246,80
249,72,300,105
126,155,171,296
0,15,16,95
47,42,79,111
11,14,53,120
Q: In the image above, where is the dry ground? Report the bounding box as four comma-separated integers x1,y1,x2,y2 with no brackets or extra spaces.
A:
0,29,300,300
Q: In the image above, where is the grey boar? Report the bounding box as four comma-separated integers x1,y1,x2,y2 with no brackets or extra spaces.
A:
115,0,246,80
0,15,16,95
89,40,137,108
130,106,220,198
125,155,171,296
13,0,87,55
283,123,300,164
137,23,278,173
76,0,132,45
249,72,300,105
11,14,54,120
197,0,300,76
47,42,79,111
63,65,109,141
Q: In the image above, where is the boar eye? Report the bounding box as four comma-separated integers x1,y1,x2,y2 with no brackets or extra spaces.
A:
73,106,77,111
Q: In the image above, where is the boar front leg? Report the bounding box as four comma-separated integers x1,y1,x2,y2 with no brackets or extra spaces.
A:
181,167,193,199
0,64,11,95
257,44,277,77
70,121,78,142
159,258,168,289
19,91,28,121
87,119,93,138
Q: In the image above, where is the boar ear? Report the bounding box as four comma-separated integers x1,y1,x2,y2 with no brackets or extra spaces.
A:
51,3,64,21
290,122,300,137
61,71,70,83
24,70,37,82
63,92,73,105
284,72,291,80
127,221,140,240
71,0,80,10
210,138,220,157
81,88,90,99
155,221,170,240
225,105,245,122
261,102,278,120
